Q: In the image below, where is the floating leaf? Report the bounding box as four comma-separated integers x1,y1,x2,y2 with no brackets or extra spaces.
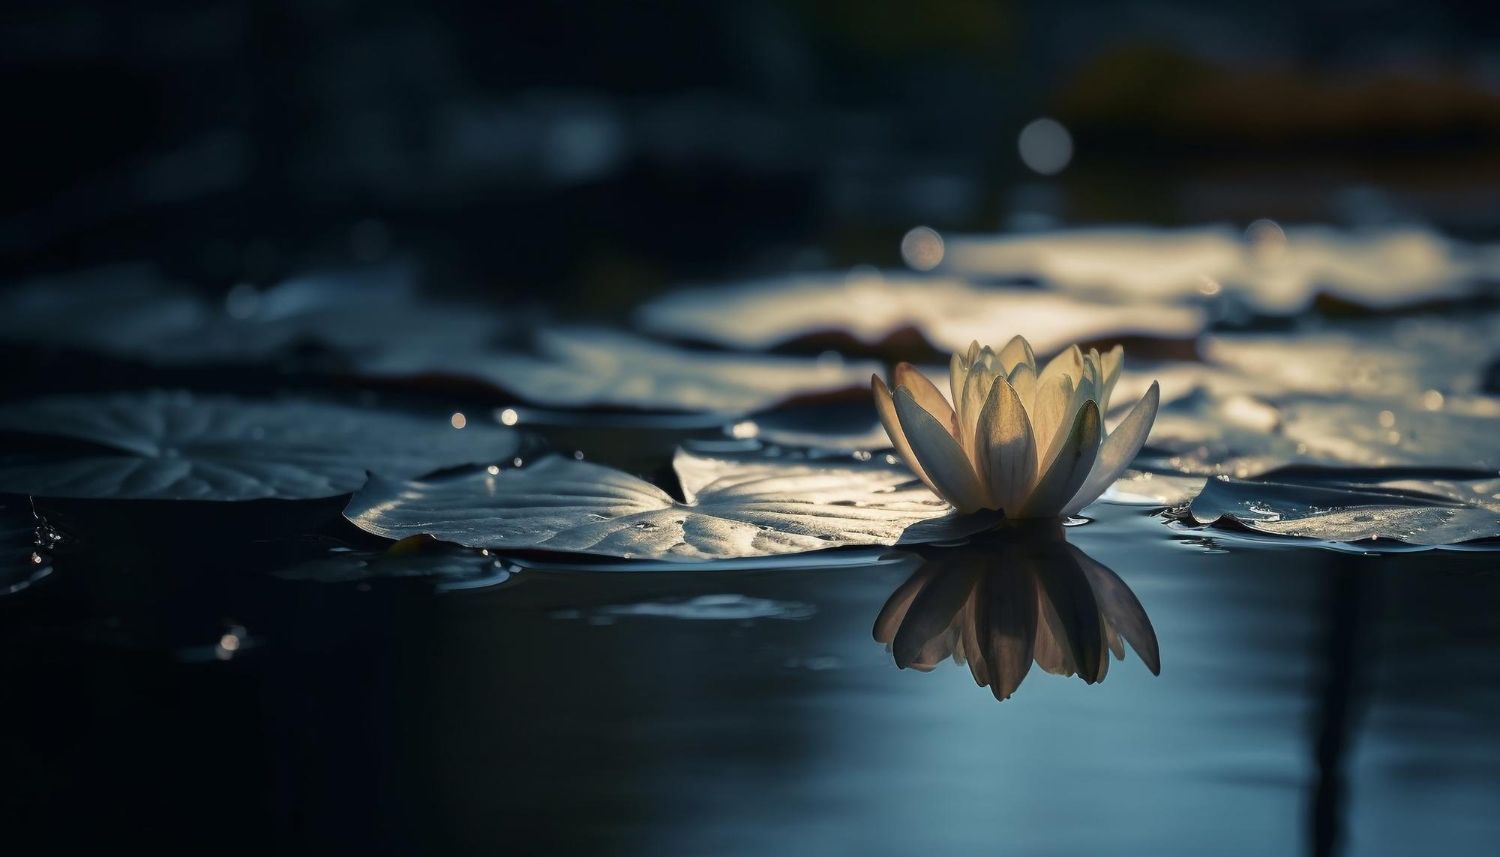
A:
1098,469,1207,507
1205,317,1500,398
144,263,505,366
0,391,519,501
345,449,998,561
1143,389,1500,478
358,327,880,415
1188,470,1500,549
0,263,207,356
0,260,504,367
942,225,1497,315
635,271,1204,358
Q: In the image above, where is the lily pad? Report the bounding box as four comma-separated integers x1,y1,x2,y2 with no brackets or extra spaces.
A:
0,263,207,356
1102,313,1500,425
141,262,506,366
635,271,1204,358
1143,389,1500,478
1188,470,1500,549
344,449,998,561
1098,470,1207,507
0,391,520,501
358,327,880,415
942,225,1497,315
1203,316,1500,399
0,260,504,368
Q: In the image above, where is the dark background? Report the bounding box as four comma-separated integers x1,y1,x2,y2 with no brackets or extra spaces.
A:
6,0,1500,315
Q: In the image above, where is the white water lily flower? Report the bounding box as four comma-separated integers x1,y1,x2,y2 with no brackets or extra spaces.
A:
873,336,1160,519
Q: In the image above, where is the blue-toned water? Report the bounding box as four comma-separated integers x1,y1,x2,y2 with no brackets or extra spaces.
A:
5,502,1496,855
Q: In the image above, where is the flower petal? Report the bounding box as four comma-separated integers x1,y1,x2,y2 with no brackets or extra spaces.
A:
1039,344,1083,386
948,352,968,407
977,344,1000,373
1099,345,1124,411
1022,399,1102,517
999,335,1036,374
1008,362,1038,411
959,362,996,461
895,362,957,437
1030,372,1075,468
873,375,936,492
1061,381,1160,516
1071,358,1100,424
976,375,1037,514
895,387,990,512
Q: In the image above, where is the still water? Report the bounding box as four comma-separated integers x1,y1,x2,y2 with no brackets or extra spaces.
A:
3,500,1496,856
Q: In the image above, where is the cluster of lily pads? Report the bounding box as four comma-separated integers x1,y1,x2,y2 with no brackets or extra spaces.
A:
2,225,1498,602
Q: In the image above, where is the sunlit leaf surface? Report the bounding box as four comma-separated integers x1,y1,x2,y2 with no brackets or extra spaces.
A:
943,225,1498,315
1108,313,1500,480
1189,470,1500,548
358,326,880,414
345,449,998,561
0,391,519,501
1143,389,1500,479
636,271,1204,356
1110,314,1500,415
1098,469,1207,507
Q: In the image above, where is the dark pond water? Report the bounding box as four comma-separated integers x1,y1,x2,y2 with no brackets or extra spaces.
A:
4,499,1497,856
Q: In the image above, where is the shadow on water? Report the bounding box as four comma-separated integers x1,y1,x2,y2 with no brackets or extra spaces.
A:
874,527,1161,702
1310,556,1374,857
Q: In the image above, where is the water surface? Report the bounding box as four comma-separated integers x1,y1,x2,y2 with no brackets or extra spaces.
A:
4,503,1495,856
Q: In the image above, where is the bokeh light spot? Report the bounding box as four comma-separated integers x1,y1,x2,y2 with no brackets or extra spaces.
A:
1017,118,1073,175
1246,218,1287,262
900,226,945,271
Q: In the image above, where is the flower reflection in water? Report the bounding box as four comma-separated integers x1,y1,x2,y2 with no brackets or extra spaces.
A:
873,527,1160,701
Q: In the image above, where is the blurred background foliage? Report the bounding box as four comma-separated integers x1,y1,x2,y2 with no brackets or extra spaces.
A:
4,0,1499,314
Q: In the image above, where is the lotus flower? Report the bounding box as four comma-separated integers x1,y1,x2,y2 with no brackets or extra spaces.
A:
872,337,1160,518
